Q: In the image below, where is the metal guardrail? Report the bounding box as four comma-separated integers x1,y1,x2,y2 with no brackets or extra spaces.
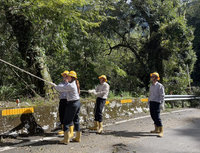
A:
164,95,200,101
140,95,200,108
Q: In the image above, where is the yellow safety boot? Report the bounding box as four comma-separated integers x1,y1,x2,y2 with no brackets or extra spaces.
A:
72,131,81,142
150,125,160,133
69,125,74,138
89,121,98,130
60,131,70,144
97,122,103,134
158,126,164,137
58,124,64,135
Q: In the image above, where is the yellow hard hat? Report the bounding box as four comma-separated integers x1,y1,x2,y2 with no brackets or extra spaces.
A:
61,70,69,76
68,71,77,79
98,75,107,82
150,72,160,80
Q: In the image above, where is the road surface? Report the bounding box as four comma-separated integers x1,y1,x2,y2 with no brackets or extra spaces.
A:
0,108,200,153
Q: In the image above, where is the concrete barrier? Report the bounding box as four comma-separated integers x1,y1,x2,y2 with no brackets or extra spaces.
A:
0,98,148,135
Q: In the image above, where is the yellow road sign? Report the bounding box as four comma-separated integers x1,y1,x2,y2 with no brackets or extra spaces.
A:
2,107,34,116
105,101,110,105
120,99,132,104
140,98,148,102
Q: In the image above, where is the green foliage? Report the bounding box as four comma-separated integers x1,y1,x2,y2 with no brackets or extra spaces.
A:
189,86,200,107
107,90,133,100
94,0,196,94
0,85,18,100
0,0,198,101
186,0,200,86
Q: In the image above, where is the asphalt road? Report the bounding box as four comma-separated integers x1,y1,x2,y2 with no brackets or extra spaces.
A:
0,108,200,153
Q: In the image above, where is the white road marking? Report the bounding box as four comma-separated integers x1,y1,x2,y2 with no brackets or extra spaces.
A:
0,136,58,152
104,108,195,126
0,108,196,152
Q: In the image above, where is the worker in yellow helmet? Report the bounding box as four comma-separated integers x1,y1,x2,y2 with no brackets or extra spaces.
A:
148,72,165,137
50,71,81,144
55,71,74,139
88,75,110,134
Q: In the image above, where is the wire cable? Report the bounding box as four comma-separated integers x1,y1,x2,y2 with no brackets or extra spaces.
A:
0,58,52,84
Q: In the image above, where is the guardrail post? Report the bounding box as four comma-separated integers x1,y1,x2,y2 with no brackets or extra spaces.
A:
182,101,184,108
171,101,174,108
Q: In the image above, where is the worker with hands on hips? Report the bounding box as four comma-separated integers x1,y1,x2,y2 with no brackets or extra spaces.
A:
148,72,165,137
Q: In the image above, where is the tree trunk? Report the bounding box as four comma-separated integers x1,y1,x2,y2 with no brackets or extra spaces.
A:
4,6,55,98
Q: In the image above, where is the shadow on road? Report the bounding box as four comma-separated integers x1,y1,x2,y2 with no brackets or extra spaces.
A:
0,132,58,147
23,140,60,147
103,130,158,138
176,117,200,142
0,137,30,147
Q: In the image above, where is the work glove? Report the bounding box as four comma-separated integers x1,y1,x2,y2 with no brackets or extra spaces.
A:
160,102,165,110
88,89,93,94
88,89,97,95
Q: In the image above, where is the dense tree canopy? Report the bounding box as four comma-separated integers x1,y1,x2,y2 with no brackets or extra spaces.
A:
186,0,200,86
0,0,198,100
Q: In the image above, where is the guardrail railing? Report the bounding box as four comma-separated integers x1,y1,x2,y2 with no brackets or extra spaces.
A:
140,95,200,108
164,95,200,108
164,95,200,101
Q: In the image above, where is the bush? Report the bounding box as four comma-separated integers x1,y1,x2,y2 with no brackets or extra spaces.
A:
190,87,200,107
0,85,18,101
